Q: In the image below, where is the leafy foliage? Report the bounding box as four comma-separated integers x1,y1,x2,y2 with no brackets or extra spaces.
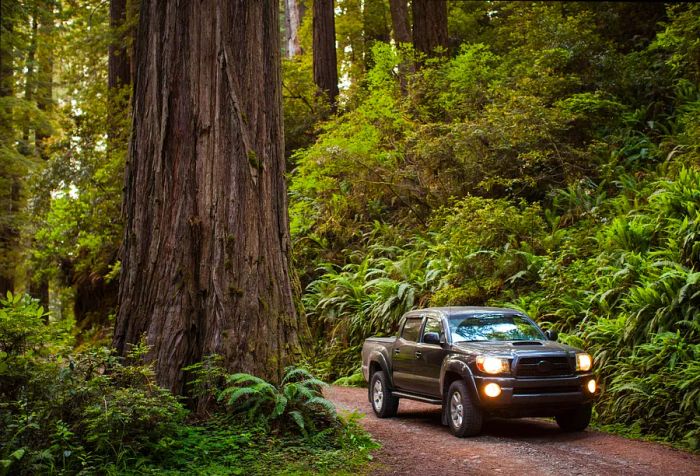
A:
294,4,700,450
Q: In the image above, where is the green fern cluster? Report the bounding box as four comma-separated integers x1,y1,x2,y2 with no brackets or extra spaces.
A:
217,367,337,436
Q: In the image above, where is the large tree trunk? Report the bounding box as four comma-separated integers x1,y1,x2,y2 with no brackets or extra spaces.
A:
115,0,305,393
412,0,447,56
285,0,303,57
389,0,411,45
313,0,338,112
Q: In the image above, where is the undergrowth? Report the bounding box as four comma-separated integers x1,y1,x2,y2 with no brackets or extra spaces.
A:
0,295,378,474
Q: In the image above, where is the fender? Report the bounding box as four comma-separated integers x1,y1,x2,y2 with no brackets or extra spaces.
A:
440,355,481,404
368,350,394,388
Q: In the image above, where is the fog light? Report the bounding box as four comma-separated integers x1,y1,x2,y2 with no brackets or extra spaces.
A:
587,379,596,393
484,383,501,398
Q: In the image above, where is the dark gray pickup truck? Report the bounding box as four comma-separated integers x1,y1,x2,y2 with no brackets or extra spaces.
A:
361,306,597,437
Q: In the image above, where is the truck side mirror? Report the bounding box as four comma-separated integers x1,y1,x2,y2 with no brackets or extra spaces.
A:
544,329,558,341
423,332,441,345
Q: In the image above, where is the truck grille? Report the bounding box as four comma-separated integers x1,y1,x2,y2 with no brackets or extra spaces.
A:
515,356,573,377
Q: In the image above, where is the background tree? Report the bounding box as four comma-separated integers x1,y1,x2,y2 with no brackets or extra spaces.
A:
389,0,410,45
0,1,21,296
115,0,305,393
412,0,447,56
285,0,304,57
313,0,339,112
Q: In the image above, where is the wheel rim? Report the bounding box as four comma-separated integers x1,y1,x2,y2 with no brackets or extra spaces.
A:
373,380,384,410
450,391,463,428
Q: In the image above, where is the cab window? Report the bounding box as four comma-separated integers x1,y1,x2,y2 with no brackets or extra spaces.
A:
401,317,422,342
422,316,443,342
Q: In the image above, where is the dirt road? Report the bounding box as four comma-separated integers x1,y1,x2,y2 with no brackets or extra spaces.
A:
326,386,699,476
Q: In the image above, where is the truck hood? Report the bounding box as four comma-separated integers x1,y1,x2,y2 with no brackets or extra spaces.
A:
452,340,581,356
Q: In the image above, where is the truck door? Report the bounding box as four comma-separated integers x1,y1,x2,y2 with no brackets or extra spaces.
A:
414,315,448,397
391,316,424,392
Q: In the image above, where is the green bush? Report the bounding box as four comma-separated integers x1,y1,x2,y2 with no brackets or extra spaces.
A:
0,296,187,474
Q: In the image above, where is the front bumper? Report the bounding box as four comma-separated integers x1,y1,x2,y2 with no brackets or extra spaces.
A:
473,373,597,416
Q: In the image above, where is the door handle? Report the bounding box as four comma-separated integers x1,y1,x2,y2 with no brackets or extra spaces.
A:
394,348,401,354
415,351,422,358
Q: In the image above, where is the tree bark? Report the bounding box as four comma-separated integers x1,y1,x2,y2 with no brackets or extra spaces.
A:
115,0,305,393
313,0,338,112
109,0,131,91
389,0,411,45
0,3,17,296
285,0,303,57
412,0,448,56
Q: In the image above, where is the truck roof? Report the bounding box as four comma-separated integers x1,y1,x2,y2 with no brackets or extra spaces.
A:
409,306,526,317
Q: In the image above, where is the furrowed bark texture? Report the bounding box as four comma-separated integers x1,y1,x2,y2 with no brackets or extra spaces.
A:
313,0,338,111
115,0,304,393
412,0,447,55
389,0,411,45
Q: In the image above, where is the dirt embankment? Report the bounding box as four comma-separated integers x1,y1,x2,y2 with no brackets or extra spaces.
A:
326,386,699,476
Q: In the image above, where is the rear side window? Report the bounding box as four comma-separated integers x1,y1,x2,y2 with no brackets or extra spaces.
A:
401,318,422,342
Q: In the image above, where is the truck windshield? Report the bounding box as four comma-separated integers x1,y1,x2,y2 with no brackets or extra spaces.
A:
448,313,545,342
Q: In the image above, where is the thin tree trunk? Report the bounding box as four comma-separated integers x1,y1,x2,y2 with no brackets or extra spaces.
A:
389,0,411,45
20,14,37,156
313,0,338,112
25,1,55,310
412,0,447,56
363,0,390,70
109,0,131,91
0,3,17,296
285,0,303,57
115,0,305,393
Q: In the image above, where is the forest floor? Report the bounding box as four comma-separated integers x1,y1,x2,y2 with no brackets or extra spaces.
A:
326,386,700,476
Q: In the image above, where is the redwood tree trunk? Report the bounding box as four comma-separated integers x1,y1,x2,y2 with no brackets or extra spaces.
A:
412,0,448,56
389,0,411,45
115,0,305,393
285,0,303,57
313,0,338,112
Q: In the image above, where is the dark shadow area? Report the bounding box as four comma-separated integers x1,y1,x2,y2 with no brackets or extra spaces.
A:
395,402,591,443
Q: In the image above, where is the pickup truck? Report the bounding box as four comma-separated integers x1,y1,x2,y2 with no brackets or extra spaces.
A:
361,306,597,437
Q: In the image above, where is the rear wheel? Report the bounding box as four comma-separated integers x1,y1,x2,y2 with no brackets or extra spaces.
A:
369,370,399,418
446,380,483,437
555,404,592,432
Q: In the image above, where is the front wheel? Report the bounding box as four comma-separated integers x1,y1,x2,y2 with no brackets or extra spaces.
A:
446,380,483,437
555,404,592,432
369,370,399,418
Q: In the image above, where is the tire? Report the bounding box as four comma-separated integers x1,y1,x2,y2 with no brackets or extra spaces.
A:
446,380,483,437
369,370,399,418
555,404,592,432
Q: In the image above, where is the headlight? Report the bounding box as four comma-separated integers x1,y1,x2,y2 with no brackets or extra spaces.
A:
476,356,509,374
576,353,592,372
587,379,596,393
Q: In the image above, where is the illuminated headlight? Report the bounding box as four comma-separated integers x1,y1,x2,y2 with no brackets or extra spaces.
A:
576,353,592,372
587,379,596,393
476,356,509,374
484,383,502,398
